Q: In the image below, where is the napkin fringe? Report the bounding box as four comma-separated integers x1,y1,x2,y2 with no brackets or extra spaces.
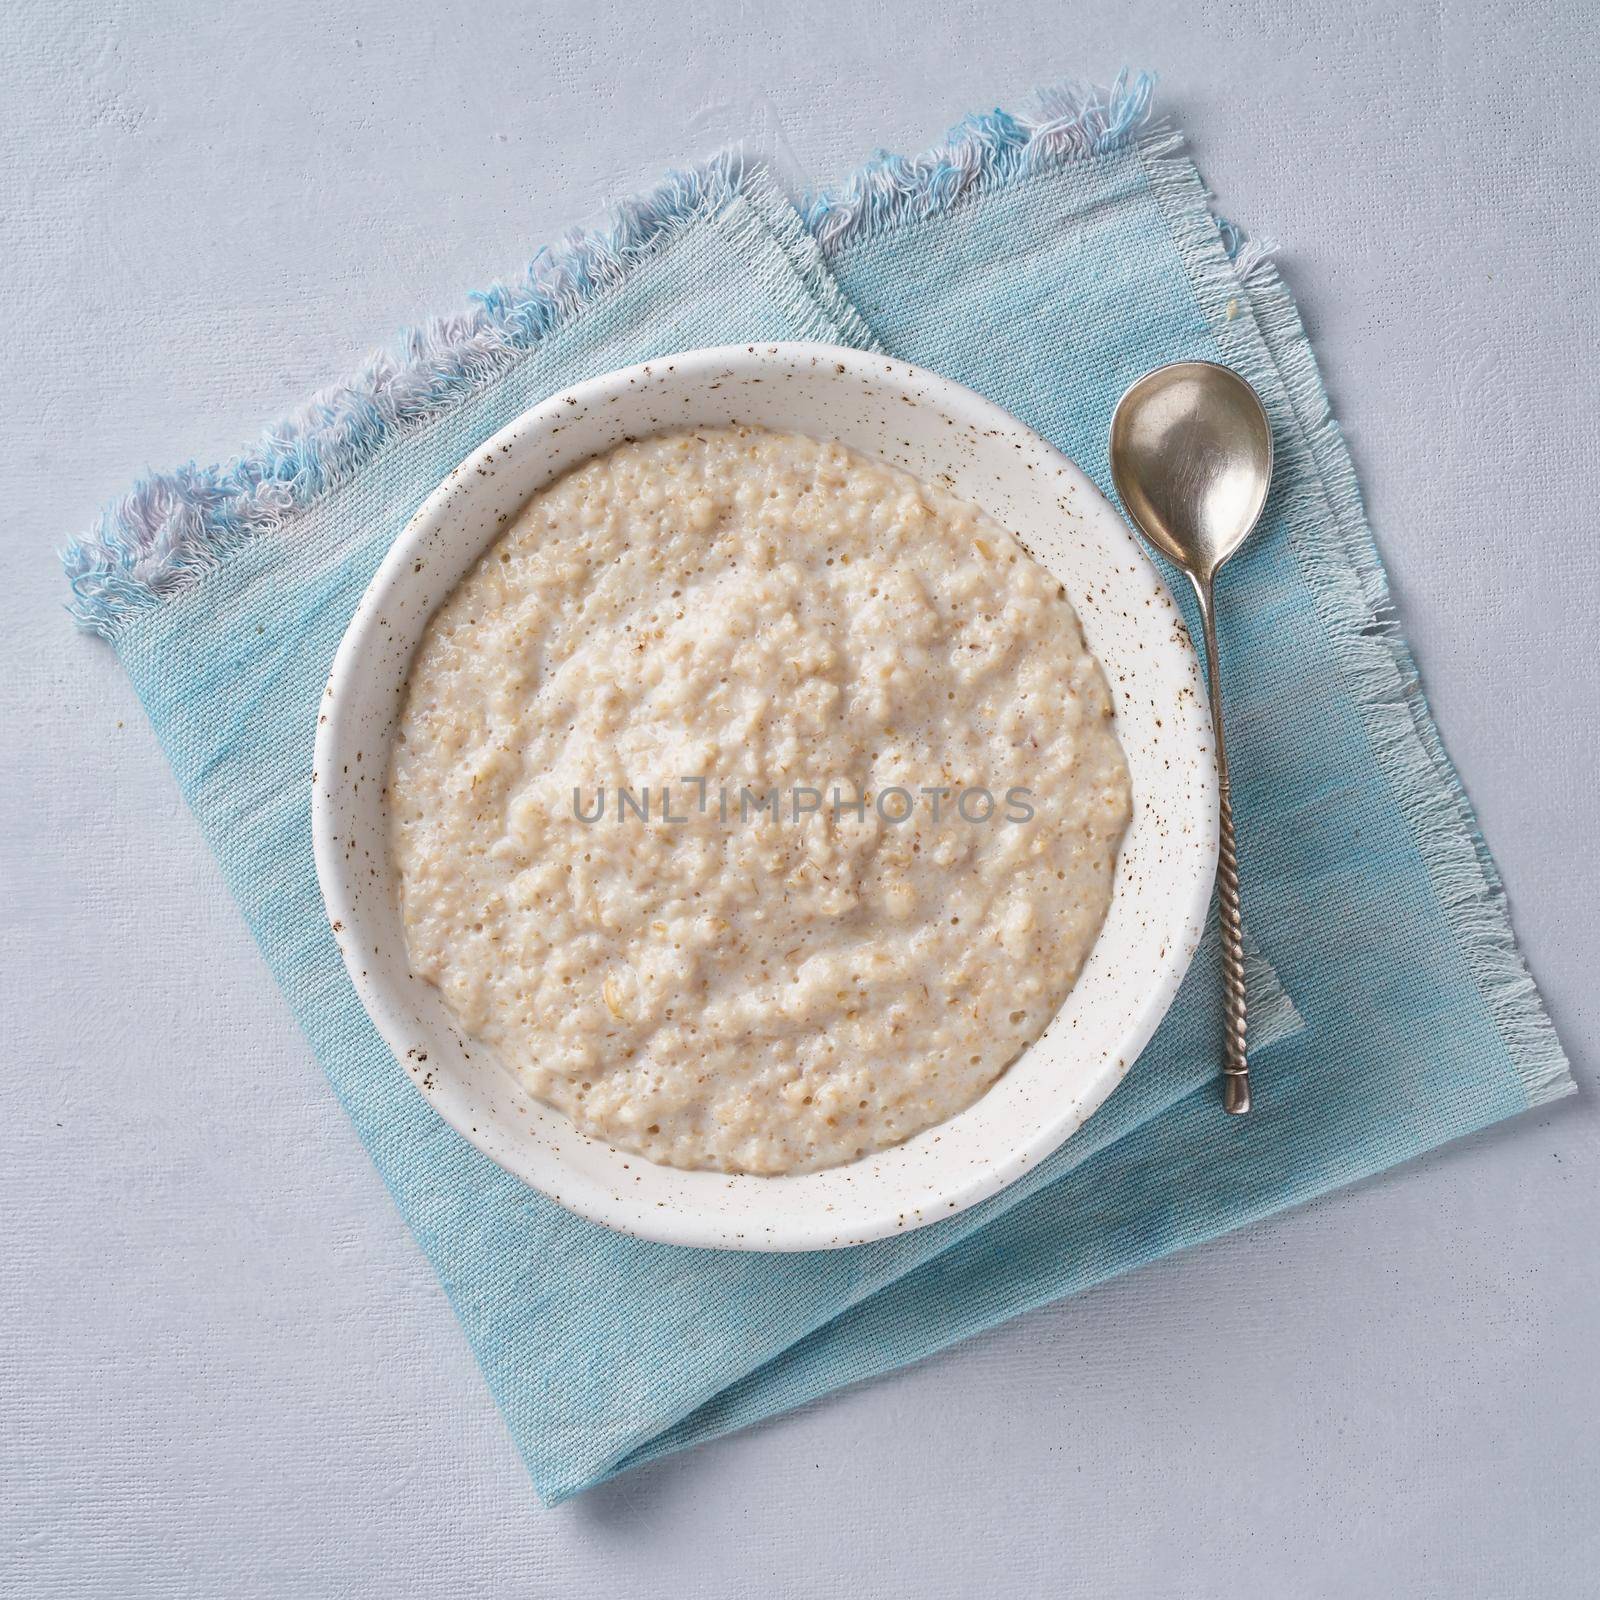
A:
1136,126,1571,1111
1214,214,1275,281
62,152,763,640
802,70,1155,251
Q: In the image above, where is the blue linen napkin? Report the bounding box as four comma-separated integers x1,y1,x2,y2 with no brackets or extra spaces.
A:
64,75,1569,1504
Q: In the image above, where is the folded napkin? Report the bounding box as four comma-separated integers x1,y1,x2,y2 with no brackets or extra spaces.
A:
66,75,1570,1503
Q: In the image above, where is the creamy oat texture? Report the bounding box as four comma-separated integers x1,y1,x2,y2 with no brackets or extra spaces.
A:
391,427,1131,1175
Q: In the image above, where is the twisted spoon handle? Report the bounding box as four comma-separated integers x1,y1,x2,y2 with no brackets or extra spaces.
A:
1194,578,1251,1115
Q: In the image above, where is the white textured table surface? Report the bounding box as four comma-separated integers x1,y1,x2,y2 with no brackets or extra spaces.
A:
4,3,1596,1595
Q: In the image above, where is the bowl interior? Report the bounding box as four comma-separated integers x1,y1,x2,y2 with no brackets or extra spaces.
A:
313,343,1217,1250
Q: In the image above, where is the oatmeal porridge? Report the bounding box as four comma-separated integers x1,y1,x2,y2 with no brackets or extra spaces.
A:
390,426,1131,1175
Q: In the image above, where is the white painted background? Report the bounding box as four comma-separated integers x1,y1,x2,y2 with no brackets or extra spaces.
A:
3,2,1596,1595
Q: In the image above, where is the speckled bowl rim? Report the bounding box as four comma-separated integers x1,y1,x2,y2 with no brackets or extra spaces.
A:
313,342,1218,1251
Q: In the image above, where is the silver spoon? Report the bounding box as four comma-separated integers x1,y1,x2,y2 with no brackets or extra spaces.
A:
1109,361,1273,1115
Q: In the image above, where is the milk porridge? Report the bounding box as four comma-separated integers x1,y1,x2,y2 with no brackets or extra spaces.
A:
390,427,1131,1175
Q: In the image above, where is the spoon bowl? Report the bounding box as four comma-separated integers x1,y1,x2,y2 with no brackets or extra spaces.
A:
1110,362,1273,580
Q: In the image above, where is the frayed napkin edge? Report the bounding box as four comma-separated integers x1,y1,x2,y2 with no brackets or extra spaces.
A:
1132,123,1573,1116
60,151,810,640
802,69,1154,251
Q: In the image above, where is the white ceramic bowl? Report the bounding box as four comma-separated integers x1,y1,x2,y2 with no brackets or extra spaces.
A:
313,342,1217,1251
